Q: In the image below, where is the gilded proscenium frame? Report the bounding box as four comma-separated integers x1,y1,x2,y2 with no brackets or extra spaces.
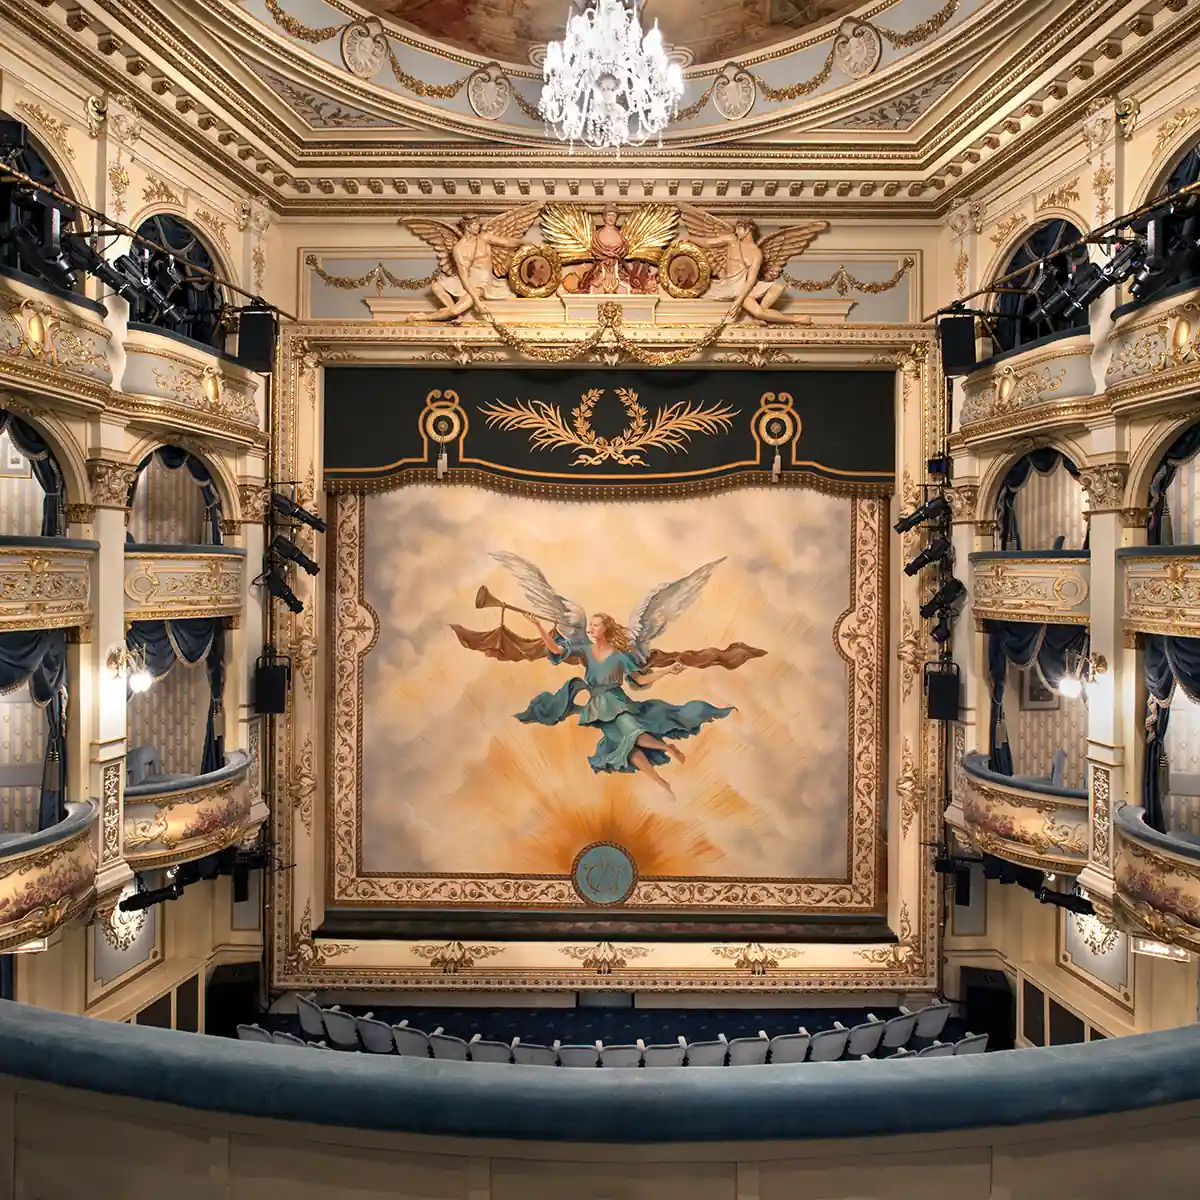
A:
268,319,941,993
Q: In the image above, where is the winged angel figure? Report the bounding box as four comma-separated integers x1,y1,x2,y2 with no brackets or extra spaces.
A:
680,206,829,325
401,203,542,321
452,552,765,796
542,202,678,295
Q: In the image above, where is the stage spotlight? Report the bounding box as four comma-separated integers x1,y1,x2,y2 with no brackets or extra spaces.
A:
919,578,965,620
1060,237,1144,322
904,536,952,576
271,535,319,576
894,494,950,534
264,565,304,613
271,492,327,533
931,613,954,644
62,233,141,304
118,881,183,912
1,192,77,289
1035,887,1094,915
113,248,183,325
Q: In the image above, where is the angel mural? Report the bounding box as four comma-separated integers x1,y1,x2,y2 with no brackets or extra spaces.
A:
679,206,829,324
401,204,542,321
542,202,678,295
451,552,766,797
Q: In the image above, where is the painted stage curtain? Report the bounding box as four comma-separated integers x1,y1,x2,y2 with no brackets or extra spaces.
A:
0,629,68,829
129,447,223,545
985,620,1088,776
995,449,1082,551
1147,423,1200,545
1143,633,1200,831
0,409,65,537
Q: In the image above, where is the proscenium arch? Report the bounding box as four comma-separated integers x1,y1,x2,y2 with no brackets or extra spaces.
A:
976,433,1091,525
123,433,242,527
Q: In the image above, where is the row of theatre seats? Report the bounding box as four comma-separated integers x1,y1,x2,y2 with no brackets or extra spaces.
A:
235,996,988,1065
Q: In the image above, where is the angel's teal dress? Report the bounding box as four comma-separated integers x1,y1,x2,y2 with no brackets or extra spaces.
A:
516,632,733,774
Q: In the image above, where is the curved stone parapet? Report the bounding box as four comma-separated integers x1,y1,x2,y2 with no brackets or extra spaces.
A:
1119,546,1200,639
1106,289,1200,411
1114,804,1200,954
0,800,98,953
0,535,98,634
123,751,252,870
959,752,1089,872
969,550,1090,626
123,544,246,622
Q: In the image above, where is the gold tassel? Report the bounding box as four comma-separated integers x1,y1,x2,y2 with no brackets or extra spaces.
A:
213,703,225,740
437,447,449,480
45,750,61,789
772,450,782,483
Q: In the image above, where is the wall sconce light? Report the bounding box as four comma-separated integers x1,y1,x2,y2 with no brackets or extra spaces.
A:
1056,652,1108,699
107,644,153,694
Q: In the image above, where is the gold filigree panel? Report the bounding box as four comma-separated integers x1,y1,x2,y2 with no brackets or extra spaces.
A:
0,541,95,633
1123,552,1200,639
123,548,245,621
970,554,1090,625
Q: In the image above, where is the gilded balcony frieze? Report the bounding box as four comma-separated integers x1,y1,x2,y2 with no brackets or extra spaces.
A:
969,551,1090,626
1107,293,1200,414
122,752,252,870
124,545,246,622
0,801,98,953
0,536,97,635
1119,548,1200,640
1114,804,1200,955
960,753,1089,874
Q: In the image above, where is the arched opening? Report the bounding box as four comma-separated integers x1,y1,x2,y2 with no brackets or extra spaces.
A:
993,449,1087,552
128,214,228,351
0,408,66,537
989,220,1088,355
127,445,224,546
1130,137,1200,306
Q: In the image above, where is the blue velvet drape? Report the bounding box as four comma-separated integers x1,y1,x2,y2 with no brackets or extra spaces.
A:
0,409,64,536
996,450,1082,551
202,624,225,775
128,447,223,545
1147,423,1200,545
1143,633,1200,832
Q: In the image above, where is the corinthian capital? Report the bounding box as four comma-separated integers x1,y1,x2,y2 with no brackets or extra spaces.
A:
87,458,138,509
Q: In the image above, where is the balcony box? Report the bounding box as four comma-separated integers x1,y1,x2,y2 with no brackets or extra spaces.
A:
960,752,1089,873
0,536,98,635
123,751,251,870
124,544,245,622
0,800,98,952
1119,546,1200,640
970,550,1090,626
1114,804,1200,954
1106,288,1200,414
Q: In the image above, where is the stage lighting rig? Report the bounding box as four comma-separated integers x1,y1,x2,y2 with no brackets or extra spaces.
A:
263,564,303,613
0,186,77,290
271,535,319,577
271,492,327,533
113,247,183,325
919,577,965,621
895,494,950,534
904,535,952,577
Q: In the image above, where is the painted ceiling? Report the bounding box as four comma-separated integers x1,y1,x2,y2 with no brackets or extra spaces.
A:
353,0,867,65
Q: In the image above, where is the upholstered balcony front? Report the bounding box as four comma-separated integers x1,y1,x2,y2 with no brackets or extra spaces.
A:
1120,546,1200,639
0,535,97,635
122,750,251,871
970,550,1090,627
959,752,1089,874
1114,804,1200,954
123,544,245,623
0,799,97,953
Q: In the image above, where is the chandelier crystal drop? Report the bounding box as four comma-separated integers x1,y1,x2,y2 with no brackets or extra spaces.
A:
539,0,685,149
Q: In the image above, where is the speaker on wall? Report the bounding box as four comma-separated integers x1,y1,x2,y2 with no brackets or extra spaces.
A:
960,966,1016,1051
239,307,278,373
205,962,261,1037
926,669,960,721
254,662,288,714
938,315,976,376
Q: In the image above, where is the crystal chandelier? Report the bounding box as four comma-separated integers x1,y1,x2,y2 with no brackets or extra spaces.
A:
539,0,685,149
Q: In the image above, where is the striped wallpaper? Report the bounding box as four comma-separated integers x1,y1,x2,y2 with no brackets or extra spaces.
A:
128,455,210,544
1010,459,1088,551
1163,452,1200,546
0,687,44,834
1163,689,1200,836
0,431,47,538
128,660,210,777
1006,664,1089,789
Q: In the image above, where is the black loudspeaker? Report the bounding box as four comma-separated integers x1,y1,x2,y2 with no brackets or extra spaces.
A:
253,662,289,714
205,961,261,1037
926,670,960,720
954,867,971,907
239,308,277,372
961,967,1016,1050
939,315,976,375
233,861,250,904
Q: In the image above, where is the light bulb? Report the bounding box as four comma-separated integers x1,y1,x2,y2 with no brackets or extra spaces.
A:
128,668,153,694
1057,675,1083,699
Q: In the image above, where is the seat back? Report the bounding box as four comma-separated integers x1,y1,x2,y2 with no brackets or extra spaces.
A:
470,1039,513,1064
236,1023,273,1043
393,1024,433,1056
599,1041,643,1067
768,1031,810,1063
511,1039,559,1066
430,1031,473,1060
846,1017,884,1057
558,1041,601,1067
726,1031,769,1065
887,1047,915,1059
126,744,160,785
808,1024,849,1062
913,1001,951,1040
271,1030,307,1048
955,1032,988,1054
321,1006,361,1049
686,1036,728,1066
295,993,326,1039
642,1037,687,1067
1049,748,1069,788
357,1015,397,1053
917,1040,955,1057
881,1009,918,1049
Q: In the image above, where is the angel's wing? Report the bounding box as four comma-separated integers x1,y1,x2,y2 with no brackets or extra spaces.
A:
540,203,596,264
621,203,679,264
757,220,829,281
483,202,544,275
399,217,461,276
678,204,735,276
491,552,586,633
627,558,726,660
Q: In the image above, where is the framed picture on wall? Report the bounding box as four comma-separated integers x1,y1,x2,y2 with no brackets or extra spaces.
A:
0,432,30,479
1020,667,1059,711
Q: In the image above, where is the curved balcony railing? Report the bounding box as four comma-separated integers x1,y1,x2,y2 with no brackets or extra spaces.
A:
123,544,245,622
123,751,251,870
0,800,97,953
969,550,1090,626
1119,546,1200,639
1106,286,1200,413
1114,804,1200,954
960,752,1089,873
0,535,97,634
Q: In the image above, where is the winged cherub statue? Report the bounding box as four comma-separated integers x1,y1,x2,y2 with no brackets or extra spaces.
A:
401,204,542,321
541,202,679,295
679,206,829,324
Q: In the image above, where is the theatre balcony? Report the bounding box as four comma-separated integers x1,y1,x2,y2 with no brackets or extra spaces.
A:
1119,546,1200,639
0,799,98,954
959,752,1089,875
0,536,97,635
1106,288,1200,417
123,750,251,871
123,544,245,623
1113,804,1200,955
970,550,1091,626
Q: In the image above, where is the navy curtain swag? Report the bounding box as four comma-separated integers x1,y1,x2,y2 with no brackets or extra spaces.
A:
1142,633,1200,832
986,620,1088,776
0,629,68,830
129,447,223,546
202,623,225,775
995,450,1082,552
1147,422,1200,546
0,409,65,537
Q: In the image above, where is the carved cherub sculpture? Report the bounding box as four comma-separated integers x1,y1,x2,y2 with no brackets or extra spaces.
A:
401,204,542,321
541,202,678,295
679,206,829,324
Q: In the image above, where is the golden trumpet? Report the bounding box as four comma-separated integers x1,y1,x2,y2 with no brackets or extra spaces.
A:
474,585,545,625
